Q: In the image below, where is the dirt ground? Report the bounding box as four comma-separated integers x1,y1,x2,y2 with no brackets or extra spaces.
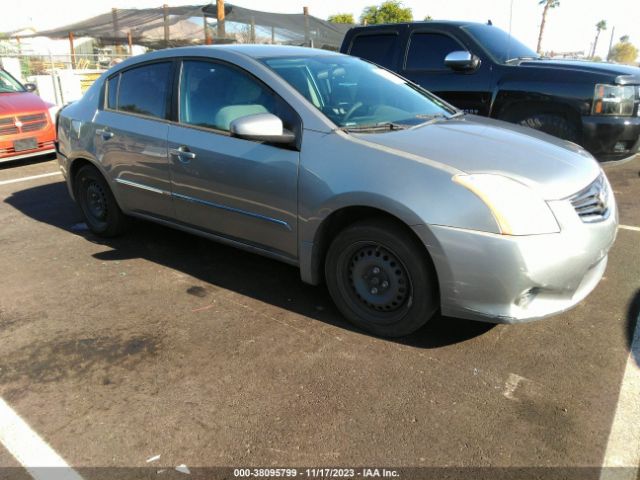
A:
0,154,638,480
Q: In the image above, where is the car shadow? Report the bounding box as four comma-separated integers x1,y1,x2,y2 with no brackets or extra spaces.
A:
0,152,56,170
627,289,640,367
4,181,495,348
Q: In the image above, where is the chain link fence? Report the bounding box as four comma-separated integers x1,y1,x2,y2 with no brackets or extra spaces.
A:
1,53,133,106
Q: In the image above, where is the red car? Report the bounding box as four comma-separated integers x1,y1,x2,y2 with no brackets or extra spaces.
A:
0,68,57,163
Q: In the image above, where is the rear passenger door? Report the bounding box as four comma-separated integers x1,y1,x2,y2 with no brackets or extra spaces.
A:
347,31,403,71
167,59,300,259
94,61,174,218
400,30,492,115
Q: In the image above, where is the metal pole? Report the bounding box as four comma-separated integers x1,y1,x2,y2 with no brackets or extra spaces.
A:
127,31,133,55
303,6,309,46
250,17,256,43
217,0,225,39
271,26,275,44
203,14,210,44
163,4,170,48
49,51,60,106
112,8,119,50
68,32,76,69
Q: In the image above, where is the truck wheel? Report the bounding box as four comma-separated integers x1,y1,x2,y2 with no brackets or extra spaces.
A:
518,113,578,143
75,165,128,237
325,219,439,338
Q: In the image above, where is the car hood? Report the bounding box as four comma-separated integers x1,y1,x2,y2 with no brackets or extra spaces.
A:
519,59,640,84
0,92,49,116
352,115,602,200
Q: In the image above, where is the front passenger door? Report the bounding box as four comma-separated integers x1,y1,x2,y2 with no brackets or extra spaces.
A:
167,59,300,259
401,31,492,115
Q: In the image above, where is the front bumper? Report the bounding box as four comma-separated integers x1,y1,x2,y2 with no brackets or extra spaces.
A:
413,179,618,324
581,115,640,162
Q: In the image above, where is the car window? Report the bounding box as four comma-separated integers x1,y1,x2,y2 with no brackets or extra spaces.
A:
106,75,119,110
462,24,539,63
178,60,298,134
406,33,463,70
116,62,172,119
262,55,457,130
349,34,399,69
0,70,24,93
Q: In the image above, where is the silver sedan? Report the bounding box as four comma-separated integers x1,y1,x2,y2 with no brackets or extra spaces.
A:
56,45,618,337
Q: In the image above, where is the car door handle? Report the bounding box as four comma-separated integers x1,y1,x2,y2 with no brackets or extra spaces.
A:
95,128,114,140
169,146,196,163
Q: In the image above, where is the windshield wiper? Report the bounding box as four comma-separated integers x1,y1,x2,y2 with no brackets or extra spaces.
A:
341,122,407,133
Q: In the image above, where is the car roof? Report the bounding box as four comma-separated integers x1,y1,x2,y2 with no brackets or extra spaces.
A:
348,20,486,30
108,44,344,74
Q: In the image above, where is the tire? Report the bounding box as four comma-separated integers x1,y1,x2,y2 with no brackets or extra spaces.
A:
517,113,579,143
325,219,439,338
75,165,127,237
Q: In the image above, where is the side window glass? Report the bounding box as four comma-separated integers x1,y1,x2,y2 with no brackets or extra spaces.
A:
179,60,298,134
117,62,172,119
406,33,463,70
349,34,399,69
106,74,119,110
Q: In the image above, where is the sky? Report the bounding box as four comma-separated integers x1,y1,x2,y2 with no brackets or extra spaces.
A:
1,0,638,59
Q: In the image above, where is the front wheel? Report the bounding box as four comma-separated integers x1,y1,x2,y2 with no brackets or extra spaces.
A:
325,219,439,338
518,113,579,143
75,165,128,237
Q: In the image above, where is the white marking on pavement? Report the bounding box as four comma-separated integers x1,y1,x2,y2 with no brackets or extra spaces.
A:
0,397,83,480
0,171,62,186
600,313,640,480
619,225,640,232
146,454,161,463
503,373,526,401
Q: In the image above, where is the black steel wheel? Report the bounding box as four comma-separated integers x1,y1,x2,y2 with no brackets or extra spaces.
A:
75,164,127,237
325,218,438,337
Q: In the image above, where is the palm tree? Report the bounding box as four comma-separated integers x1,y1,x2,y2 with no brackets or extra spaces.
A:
591,20,607,58
536,0,560,54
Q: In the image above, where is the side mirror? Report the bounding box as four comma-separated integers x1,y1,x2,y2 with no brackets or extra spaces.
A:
230,113,295,145
24,83,37,92
444,51,480,71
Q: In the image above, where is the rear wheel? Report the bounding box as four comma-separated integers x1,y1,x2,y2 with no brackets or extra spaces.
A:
75,165,127,237
517,113,579,143
325,219,438,338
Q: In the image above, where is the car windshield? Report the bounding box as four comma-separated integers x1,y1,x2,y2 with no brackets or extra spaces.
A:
462,24,540,64
261,55,457,130
0,70,25,93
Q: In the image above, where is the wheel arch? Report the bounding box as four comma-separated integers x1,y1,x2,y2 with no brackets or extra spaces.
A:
67,156,121,208
299,204,436,287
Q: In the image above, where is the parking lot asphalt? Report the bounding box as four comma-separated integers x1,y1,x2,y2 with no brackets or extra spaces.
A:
0,154,638,479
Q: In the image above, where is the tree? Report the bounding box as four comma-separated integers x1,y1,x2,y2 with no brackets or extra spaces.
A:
360,0,413,25
328,13,355,24
424,15,433,21
536,0,560,54
609,36,639,64
591,20,607,58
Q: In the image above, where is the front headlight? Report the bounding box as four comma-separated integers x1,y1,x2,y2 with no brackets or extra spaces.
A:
592,84,635,116
48,105,60,127
453,174,560,235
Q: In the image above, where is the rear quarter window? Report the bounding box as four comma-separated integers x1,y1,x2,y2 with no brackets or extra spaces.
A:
349,34,399,69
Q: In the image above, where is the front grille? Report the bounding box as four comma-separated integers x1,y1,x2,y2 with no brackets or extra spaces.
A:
18,113,46,123
0,126,19,136
21,122,47,132
570,174,610,223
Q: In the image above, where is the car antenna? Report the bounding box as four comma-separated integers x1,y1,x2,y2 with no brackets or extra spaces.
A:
487,19,492,25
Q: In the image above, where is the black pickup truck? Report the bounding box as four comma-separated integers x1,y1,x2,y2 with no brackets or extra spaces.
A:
340,21,640,161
